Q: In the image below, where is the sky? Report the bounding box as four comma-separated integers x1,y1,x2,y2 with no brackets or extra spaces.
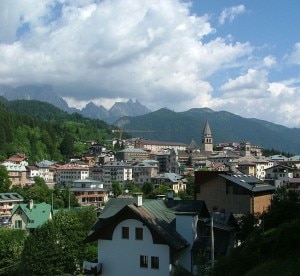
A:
1,0,300,127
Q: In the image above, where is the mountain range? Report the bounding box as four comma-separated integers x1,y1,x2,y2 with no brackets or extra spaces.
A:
1,84,300,154
0,84,151,123
115,108,300,154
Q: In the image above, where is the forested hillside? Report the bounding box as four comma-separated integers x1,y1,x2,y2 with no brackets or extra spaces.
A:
0,100,115,162
115,108,300,154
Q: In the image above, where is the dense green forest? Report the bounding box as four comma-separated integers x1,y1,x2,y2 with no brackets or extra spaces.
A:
0,99,115,163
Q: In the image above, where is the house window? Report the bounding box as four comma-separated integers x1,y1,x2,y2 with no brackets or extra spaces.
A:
140,255,148,268
15,220,22,229
122,226,129,239
151,256,159,269
135,227,143,240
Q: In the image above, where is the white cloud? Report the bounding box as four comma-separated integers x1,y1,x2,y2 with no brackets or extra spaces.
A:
218,5,246,25
287,42,300,65
1,0,300,128
263,55,277,68
0,0,251,112
212,72,300,127
220,69,269,98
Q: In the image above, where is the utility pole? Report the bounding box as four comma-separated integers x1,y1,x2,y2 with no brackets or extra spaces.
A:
211,212,215,267
51,193,54,211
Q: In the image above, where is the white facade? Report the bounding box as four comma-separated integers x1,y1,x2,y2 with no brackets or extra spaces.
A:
98,219,170,276
255,161,273,180
175,214,198,272
56,164,89,186
102,161,132,189
27,166,40,179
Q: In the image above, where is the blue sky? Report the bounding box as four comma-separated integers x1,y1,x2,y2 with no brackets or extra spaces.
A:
0,0,300,127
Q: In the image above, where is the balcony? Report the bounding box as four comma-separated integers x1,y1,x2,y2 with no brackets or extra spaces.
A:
83,261,102,275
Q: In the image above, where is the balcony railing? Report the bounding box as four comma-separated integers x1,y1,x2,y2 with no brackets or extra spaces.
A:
83,261,102,275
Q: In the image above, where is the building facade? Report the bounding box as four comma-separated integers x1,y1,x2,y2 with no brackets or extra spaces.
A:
70,179,108,207
56,163,90,186
102,161,133,189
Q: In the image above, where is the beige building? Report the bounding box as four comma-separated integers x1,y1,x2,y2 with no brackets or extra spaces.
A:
70,179,108,207
151,173,187,194
1,162,27,187
136,138,187,151
132,160,159,186
10,200,52,230
195,171,275,214
116,148,150,162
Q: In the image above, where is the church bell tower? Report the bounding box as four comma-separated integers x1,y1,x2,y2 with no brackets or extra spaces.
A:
202,120,213,153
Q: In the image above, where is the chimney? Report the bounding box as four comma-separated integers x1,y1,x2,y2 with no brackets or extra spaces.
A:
133,193,143,207
29,199,34,210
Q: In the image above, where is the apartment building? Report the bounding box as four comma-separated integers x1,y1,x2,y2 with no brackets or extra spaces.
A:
0,193,24,216
102,161,133,189
1,162,27,187
132,160,159,186
70,178,108,207
56,163,89,186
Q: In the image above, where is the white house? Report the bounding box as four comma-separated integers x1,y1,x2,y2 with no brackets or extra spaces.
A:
35,160,55,182
84,196,215,275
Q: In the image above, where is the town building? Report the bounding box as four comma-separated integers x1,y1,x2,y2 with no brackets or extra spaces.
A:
0,193,23,216
132,160,159,186
10,200,52,230
89,165,104,181
1,161,28,187
116,148,150,162
102,161,133,189
151,173,187,194
194,171,275,215
137,139,187,151
264,164,294,188
151,149,181,174
6,153,28,166
56,162,90,186
84,196,236,275
70,178,108,207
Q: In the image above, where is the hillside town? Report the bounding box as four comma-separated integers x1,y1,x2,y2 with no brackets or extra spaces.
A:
1,121,300,275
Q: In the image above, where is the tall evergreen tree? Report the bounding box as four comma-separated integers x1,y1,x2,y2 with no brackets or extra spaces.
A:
0,165,11,192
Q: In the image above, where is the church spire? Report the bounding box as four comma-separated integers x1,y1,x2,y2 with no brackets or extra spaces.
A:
202,119,212,136
202,120,213,153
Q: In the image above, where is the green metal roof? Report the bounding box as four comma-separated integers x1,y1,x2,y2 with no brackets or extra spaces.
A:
11,202,52,229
